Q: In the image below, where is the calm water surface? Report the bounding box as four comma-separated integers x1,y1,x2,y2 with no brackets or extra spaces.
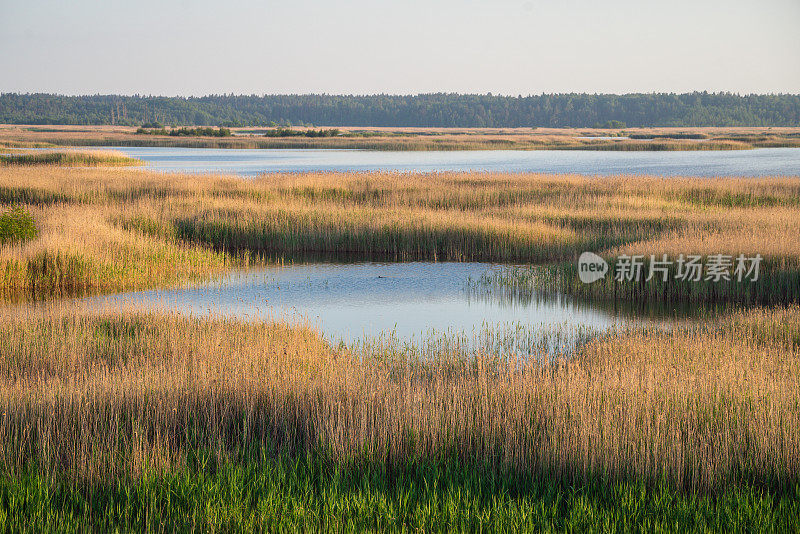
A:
110,146,800,177
69,147,790,348
80,262,635,349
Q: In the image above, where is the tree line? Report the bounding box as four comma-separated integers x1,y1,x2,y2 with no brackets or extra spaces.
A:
1,92,798,127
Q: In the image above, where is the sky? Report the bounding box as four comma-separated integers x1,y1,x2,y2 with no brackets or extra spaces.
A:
1,0,799,96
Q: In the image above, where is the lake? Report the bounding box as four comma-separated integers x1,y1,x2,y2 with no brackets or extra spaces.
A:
78,262,643,353
66,147,790,350
109,146,800,177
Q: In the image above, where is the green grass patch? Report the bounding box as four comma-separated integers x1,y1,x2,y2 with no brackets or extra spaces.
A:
0,206,37,245
1,452,797,532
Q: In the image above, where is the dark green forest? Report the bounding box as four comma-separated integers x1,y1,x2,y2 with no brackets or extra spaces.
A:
1,93,798,127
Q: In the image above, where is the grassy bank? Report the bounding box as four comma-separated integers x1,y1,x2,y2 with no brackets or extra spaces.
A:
3,125,800,151
18,134,799,151
0,306,797,529
0,149,140,167
5,454,799,532
0,204,228,298
0,166,798,302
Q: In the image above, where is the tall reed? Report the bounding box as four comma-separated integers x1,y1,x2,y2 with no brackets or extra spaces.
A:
0,305,797,493
0,166,798,302
0,149,139,167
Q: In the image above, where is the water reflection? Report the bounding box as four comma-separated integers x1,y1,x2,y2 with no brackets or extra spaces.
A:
109,146,800,177
74,262,647,349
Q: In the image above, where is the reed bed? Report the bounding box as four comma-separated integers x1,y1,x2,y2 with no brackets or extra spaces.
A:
0,166,799,303
0,149,140,167
0,203,228,298
4,126,800,151
1,166,799,528
0,305,797,493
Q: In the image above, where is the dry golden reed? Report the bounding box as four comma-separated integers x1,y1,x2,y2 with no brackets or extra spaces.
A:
0,304,797,492
0,165,798,301
0,165,798,496
0,149,139,167
3,125,800,151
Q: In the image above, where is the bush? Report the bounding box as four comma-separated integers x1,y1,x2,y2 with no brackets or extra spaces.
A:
593,120,627,129
0,206,38,245
263,128,341,138
136,127,231,137
168,127,231,137
136,127,168,135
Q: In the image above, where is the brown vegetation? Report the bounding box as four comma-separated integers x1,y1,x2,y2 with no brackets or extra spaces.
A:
0,304,797,493
0,166,799,298
2,124,800,151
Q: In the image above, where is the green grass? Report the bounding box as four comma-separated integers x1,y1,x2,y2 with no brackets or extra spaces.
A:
3,452,798,533
263,127,342,138
0,206,37,245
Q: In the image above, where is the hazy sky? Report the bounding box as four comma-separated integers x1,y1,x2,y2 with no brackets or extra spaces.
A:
2,0,799,96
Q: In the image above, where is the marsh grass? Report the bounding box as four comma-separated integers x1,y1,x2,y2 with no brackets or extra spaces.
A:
0,150,139,167
0,166,799,303
1,166,800,527
0,204,230,299
4,453,799,532
36,136,786,151
0,205,37,245
565,139,753,151
5,126,800,151
493,258,800,306
0,306,797,493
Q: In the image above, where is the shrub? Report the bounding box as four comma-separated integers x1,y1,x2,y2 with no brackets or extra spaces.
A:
594,120,627,129
263,128,341,138
136,127,231,137
0,206,37,245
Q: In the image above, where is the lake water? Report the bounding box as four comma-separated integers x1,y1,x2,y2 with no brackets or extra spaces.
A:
65,147,791,350
110,146,800,177
79,262,637,352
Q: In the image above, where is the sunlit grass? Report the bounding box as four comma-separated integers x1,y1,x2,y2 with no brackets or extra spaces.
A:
0,204,228,298
4,453,799,532
1,165,800,527
0,166,798,302
4,125,800,151
0,149,140,167
0,306,797,492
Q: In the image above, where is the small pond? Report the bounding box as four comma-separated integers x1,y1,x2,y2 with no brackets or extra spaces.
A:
78,262,654,353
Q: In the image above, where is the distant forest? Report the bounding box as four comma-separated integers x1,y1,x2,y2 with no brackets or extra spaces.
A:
1,93,799,127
